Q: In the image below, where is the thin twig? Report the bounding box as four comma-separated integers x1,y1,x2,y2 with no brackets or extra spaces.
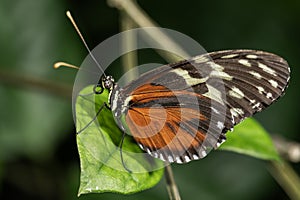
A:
165,165,181,200
0,70,72,99
120,11,139,80
116,3,182,199
108,0,189,62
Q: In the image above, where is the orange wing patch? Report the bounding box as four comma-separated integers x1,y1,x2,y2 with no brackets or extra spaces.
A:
125,83,209,161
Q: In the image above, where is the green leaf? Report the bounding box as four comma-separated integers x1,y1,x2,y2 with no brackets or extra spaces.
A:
219,118,280,161
76,86,164,196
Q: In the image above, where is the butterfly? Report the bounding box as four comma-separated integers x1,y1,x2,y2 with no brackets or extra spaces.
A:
92,49,290,164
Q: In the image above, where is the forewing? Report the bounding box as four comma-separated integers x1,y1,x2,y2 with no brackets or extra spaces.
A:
121,49,290,163
208,50,290,125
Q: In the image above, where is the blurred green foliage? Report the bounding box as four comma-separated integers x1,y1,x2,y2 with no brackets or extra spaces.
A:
0,0,299,199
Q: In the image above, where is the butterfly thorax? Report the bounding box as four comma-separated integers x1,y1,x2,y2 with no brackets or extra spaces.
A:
99,75,115,106
99,75,120,112
109,84,132,131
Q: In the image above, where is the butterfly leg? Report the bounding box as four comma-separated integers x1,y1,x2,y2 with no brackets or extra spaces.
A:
77,102,108,134
119,131,132,173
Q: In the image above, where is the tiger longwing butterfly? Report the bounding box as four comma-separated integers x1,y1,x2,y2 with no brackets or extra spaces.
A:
92,49,290,164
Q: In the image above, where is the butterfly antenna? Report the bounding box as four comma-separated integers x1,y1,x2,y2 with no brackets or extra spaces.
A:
66,11,106,77
66,10,131,173
120,132,132,173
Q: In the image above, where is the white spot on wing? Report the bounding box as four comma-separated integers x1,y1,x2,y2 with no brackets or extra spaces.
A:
172,68,209,86
215,141,223,148
208,62,224,71
258,62,277,76
257,86,265,94
193,154,199,160
228,86,245,99
249,71,262,79
200,151,207,157
212,107,220,114
203,85,224,105
168,155,174,162
252,102,261,109
238,59,251,67
217,121,224,130
210,71,233,80
208,62,233,81
266,92,273,99
146,148,151,154
175,157,183,163
246,54,258,59
194,55,210,63
250,99,256,104
221,54,239,59
138,144,144,150
269,79,278,88
230,108,244,117
184,155,191,162
159,153,165,161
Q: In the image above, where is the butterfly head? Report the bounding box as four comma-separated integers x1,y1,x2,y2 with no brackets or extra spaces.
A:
93,75,116,94
102,75,115,90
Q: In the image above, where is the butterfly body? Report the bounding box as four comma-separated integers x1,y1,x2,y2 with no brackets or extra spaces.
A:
101,50,290,164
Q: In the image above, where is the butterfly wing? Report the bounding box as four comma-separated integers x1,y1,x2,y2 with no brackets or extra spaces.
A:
114,50,290,163
208,50,290,125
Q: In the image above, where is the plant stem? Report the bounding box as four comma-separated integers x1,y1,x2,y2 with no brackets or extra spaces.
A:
107,0,189,62
116,3,182,199
0,70,72,98
112,2,183,199
165,165,181,200
268,161,300,200
120,10,138,80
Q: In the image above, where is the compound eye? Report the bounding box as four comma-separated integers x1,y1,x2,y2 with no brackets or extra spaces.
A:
104,80,113,89
102,75,115,89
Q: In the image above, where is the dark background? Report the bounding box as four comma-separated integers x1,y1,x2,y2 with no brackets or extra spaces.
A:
0,0,299,199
